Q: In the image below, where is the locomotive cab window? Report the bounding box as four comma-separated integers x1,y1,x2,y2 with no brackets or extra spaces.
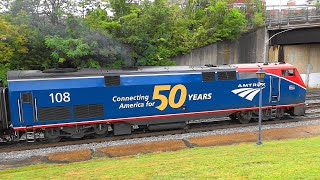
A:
282,69,295,76
21,92,32,103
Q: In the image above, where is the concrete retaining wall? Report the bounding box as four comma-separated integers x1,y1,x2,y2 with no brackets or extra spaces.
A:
173,27,267,65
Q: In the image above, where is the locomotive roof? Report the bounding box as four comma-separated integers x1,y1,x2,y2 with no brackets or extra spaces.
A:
7,65,237,80
235,63,295,69
7,63,295,81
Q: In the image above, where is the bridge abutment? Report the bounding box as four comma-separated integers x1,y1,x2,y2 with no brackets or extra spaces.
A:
269,44,320,88
173,26,320,88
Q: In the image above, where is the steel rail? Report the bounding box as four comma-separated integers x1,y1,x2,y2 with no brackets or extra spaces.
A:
0,91,318,153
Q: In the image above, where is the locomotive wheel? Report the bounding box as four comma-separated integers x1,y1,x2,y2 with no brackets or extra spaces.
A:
228,113,238,122
94,124,108,137
275,108,285,119
44,128,61,142
236,111,253,124
263,109,272,120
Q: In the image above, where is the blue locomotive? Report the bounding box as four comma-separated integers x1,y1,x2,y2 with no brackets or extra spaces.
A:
0,63,306,142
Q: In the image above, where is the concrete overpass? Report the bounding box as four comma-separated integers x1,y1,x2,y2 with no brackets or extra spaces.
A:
265,5,320,88
266,5,320,30
173,5,320,88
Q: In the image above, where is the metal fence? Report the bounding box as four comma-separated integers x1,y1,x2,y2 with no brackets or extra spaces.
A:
266,5,320,28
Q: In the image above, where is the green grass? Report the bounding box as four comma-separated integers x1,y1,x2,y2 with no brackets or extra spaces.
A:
1,136,320,180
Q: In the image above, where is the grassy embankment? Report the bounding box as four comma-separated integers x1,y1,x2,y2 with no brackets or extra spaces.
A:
1,136,320,179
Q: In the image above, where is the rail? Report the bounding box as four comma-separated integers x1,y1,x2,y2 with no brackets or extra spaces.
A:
0,91,319,153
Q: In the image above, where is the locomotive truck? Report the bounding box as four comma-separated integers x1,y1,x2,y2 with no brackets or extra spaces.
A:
0,63,306,142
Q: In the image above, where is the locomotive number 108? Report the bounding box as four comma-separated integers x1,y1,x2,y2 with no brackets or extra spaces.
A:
49,92,71,103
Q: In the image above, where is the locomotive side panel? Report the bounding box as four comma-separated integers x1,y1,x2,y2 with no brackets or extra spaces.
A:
8,72,253,128
0,63,307,142
8,72,305,130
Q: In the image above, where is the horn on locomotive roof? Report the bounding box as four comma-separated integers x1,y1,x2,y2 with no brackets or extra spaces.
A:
204,64,217,67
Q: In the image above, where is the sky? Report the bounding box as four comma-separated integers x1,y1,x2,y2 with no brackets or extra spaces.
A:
266,0,308,6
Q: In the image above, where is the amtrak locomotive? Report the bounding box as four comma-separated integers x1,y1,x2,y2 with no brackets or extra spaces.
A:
0,63,306,142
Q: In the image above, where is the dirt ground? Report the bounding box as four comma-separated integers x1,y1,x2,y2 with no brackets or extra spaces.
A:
1,124,320,169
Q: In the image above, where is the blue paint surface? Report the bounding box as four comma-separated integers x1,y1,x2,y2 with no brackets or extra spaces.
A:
8,73,306,127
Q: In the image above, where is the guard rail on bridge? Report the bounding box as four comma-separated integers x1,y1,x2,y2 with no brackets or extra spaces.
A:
266,5,320,29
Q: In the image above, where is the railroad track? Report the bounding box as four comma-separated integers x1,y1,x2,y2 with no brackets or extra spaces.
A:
0,91,319,153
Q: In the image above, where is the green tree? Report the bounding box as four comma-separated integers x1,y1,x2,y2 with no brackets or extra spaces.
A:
85,8,121,35
203,1,247,42
0,0,256,71
0,15,30,83
252,12,264,27
0,17,28,66
245,0,265,28
108,0,139,21
118,0,177,65
45,35,91,64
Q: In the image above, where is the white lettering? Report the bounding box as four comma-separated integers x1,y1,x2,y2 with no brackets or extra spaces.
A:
188,93,212,101
112,95,149,102
49,92,71,103
238,83,265,88
119,102,144,109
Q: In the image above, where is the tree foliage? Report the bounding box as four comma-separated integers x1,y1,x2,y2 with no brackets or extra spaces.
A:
45,36,91,62
0,17,28,66
244,0,265,27
0,0,264,80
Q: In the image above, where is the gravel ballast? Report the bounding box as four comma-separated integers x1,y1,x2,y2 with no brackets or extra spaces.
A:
0,119,320,162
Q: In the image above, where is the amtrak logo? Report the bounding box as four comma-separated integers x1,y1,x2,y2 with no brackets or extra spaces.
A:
232,83,265,101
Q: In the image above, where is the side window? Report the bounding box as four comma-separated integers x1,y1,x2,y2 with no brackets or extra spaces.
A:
282,69,295,76
238,72,257,79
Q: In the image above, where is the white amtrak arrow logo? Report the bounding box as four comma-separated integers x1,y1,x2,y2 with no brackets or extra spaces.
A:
232,87,262,101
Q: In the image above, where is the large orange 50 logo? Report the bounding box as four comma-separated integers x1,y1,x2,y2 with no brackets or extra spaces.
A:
152,84,187,111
